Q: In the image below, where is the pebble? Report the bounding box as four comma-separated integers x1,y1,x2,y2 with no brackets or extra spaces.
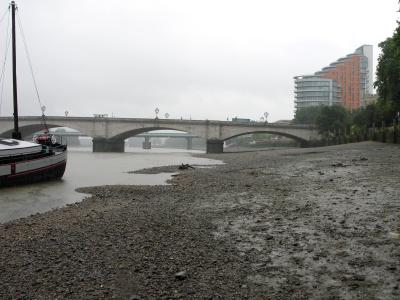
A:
174,270,188,280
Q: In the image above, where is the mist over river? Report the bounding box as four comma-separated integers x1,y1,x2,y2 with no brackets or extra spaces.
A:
0,147,222,223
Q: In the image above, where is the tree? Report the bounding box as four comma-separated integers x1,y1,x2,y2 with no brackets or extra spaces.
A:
316,105,351,135
352,105,377,128
352,3,400,129
293,106,323,124
374,6,400,114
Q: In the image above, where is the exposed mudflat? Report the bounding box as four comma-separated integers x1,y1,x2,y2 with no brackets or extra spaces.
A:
1,141,400,299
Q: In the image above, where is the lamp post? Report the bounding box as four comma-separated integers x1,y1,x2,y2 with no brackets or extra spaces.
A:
155,107,159,119
264,112,269,123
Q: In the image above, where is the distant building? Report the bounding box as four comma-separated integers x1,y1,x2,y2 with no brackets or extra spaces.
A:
294,75,341,109
295,45,373,111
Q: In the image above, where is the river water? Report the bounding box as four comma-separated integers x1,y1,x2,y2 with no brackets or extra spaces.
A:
0,147,222,223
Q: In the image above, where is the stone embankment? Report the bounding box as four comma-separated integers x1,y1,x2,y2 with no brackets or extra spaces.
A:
1,141,400,299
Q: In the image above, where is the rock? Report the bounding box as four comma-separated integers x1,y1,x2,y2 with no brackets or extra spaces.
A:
175,270,188,280
265,234,274,240
387,265,397,271
353,274,366,281
389,232,400,240
332,162,343,167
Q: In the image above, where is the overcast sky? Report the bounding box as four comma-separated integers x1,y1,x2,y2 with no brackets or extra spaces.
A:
0,0,398,122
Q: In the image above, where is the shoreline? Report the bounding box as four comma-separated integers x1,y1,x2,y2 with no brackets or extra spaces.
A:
1,141,400,299
0,150,220,224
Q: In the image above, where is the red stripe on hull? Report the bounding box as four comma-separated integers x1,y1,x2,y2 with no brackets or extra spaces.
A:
9,160,66,178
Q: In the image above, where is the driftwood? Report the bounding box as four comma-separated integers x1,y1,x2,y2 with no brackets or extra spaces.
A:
178,163,195,170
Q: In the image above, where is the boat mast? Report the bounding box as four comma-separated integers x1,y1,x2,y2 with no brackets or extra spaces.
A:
11,1,21,140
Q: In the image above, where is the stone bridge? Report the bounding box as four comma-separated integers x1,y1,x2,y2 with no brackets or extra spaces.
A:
0,116,320,153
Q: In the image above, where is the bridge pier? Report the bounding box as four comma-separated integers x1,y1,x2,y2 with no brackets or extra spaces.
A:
142,136,151,149
206,139,224,153
186,137,193,150
92,137,124,152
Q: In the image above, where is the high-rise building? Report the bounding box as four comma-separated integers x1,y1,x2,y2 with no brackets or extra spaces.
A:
294,45,373,111
294,75,341,108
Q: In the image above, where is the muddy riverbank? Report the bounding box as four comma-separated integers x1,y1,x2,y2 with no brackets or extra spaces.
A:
1,142,400,299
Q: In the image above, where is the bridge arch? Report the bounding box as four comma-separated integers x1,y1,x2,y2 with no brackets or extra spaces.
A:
108,127,196,142
0,123,93,149
95,127,201,152
0,123,64,139
106,121,209,141
223,130,308,144
198,130,309,154
0,123,92,139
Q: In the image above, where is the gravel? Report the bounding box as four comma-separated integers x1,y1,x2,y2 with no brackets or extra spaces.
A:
1,141,400,299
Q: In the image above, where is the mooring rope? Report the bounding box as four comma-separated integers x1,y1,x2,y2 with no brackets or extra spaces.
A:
16,8,48,131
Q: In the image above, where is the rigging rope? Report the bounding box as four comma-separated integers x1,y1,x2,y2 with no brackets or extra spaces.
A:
0,9,11,116
0,6,9,25
16,9,48,131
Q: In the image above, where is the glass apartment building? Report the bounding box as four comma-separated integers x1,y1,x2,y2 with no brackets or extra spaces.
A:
294,75,341,108
295,45,373,111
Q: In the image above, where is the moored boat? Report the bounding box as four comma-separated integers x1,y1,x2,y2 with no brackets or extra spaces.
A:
0,138,67,186
0,1,67,187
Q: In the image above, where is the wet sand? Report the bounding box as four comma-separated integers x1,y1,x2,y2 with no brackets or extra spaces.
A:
1,141,399,299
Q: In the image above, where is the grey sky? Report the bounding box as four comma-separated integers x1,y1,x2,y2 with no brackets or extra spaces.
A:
0,0,398,122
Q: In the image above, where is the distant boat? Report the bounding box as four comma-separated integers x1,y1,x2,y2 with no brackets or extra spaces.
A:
0,1,67,187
